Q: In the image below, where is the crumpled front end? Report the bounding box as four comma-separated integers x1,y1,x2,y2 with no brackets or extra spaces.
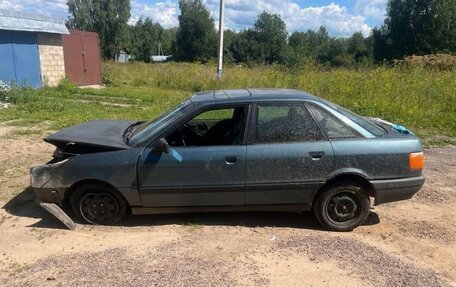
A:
30,158,77,229
30,158,71,205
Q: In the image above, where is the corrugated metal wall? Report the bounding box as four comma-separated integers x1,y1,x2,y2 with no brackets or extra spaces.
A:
62,30,102,86
0,30,41,87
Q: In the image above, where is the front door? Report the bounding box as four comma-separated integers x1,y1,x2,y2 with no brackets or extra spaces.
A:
245,102,334,205
137,105,249,207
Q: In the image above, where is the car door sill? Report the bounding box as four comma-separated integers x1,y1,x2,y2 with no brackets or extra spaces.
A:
131,203,310,215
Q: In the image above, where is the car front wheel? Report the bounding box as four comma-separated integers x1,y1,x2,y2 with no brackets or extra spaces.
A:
70,184,127,225
313,182,370,231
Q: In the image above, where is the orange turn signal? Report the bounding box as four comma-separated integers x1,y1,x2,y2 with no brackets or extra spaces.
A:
409,152,425,170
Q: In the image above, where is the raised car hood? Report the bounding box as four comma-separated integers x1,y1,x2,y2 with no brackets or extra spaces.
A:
44,120,137,152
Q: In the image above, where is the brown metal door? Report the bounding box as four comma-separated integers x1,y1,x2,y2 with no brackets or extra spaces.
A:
62,30,102,86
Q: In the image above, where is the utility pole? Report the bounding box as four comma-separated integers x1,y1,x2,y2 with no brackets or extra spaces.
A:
217,0,225,80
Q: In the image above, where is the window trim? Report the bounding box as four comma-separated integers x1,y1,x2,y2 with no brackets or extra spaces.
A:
251,101,326,145
306,101,375,140
304,102,329,142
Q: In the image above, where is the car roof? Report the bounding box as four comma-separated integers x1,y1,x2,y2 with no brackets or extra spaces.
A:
190,88,322,104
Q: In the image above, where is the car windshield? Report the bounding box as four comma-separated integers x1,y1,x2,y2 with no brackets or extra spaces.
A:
321,100,387,136
128,99,192,146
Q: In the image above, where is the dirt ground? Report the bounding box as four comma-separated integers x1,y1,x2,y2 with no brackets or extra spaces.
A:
0,124,455,287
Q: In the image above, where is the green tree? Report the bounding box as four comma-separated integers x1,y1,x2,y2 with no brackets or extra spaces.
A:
433,0,456,52
385,0,437,57
129,18,163,62
67,0,131,59
230,30,265,63
286,31,312,66
253,12,288,64
348,32,369,61
373,0,456,60
222,29,237,62
161,28,178,56
287,27,330,60
372,27,392,62
175,0,217,61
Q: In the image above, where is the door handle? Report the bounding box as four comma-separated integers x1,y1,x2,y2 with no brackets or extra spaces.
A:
224,155,239,165
309,151,325,160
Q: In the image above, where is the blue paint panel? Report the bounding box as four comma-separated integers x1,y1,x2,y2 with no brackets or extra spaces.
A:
0,30,16,85
12,32,41,87
0,30,41,87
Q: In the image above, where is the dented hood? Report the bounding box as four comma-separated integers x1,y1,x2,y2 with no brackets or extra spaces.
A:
44,120,138,151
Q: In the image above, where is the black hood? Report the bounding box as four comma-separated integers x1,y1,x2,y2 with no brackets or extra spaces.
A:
44,120,138,153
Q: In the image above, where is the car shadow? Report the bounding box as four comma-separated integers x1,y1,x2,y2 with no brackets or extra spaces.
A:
121,209,380,230
2,187,69,229
3,186,380,231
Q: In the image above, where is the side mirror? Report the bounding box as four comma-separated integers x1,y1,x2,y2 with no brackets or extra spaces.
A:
153,138,170,154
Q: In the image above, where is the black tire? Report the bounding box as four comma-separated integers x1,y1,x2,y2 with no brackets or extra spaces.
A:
313,181,370,232
70,183,127,225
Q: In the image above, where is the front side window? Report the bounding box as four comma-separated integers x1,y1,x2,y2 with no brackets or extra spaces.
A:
166,106,248,147
255,103,323,144
308,103,359,139
129,100,192,146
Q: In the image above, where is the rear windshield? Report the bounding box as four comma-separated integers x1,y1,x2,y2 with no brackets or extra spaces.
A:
320,100,387,136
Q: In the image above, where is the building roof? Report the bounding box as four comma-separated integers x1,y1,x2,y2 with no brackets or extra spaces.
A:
0,10,69,34
191,88,320,103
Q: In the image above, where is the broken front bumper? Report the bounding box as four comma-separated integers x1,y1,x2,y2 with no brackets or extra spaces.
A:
39,202,76,230
30,159,76,230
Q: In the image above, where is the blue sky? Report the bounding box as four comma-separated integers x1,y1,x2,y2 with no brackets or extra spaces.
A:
0,0,388,36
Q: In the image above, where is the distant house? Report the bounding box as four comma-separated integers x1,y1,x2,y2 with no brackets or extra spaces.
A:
151,42,172,62
151,55,172,62
0,10,69,87
116,49,129,63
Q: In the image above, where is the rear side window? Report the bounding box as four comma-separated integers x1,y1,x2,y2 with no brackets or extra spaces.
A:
255,103,323,144
308,103,359,139
320,100,386,136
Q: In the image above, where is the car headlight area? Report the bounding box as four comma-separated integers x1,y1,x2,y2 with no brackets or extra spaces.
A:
30,158,71,188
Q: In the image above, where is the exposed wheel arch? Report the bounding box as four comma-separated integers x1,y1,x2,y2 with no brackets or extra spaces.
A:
312,173,375,207
64,179,128,206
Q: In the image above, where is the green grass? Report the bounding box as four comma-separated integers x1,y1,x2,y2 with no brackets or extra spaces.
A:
0,62,455,143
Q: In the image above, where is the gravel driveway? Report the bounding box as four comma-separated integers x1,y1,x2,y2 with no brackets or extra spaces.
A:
0,128,455,286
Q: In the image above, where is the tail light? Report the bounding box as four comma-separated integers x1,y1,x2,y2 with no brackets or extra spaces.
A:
409,152,424,170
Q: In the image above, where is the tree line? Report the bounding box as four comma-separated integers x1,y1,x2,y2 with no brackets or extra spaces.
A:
67,0,456,66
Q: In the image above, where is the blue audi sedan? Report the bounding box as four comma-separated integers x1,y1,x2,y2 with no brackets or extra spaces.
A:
31,89,425,231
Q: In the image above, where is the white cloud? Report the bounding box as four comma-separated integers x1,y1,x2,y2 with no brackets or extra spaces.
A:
205,0,371,36
355,0,387,21
0,0,68,19
0,0,380,36
130,0,178,27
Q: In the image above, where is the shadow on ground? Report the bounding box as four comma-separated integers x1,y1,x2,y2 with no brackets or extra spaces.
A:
2,187,68,229
3,186,380,230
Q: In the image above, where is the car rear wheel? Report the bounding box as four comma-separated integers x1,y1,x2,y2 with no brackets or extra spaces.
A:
313,182,370,231
70,184,127,225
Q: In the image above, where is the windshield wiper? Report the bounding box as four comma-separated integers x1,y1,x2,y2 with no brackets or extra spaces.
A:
123,121,143,144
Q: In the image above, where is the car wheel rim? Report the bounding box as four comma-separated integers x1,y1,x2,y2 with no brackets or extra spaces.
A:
326,192,361,223
80,193,119,224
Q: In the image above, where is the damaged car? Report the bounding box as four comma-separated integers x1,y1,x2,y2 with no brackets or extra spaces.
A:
30,89,425,231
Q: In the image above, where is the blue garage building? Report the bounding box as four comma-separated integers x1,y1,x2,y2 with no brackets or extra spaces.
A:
0,10,69,87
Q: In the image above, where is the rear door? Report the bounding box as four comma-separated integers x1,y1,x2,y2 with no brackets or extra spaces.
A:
245,102,334,205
